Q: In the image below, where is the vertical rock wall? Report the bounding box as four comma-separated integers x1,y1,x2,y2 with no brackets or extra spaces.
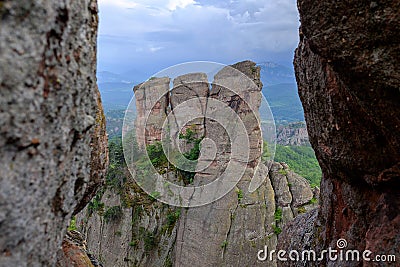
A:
278,1,400,266
0,1,107,266
77,61,319,267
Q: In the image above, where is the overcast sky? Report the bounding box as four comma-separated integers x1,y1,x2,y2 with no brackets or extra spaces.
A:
97,0,300,79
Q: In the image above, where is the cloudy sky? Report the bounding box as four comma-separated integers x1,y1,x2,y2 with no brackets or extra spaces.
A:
97,0,300,80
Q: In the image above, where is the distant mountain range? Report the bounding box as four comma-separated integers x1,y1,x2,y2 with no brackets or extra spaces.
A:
98,62,304,123
258,62,296,86
258,62,304,123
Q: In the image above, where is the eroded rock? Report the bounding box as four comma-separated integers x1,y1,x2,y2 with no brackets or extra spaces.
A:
76,61,319,267
0,1,107,266
278,1,400,266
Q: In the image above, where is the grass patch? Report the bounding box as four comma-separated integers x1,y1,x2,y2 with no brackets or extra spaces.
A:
68,216,77,231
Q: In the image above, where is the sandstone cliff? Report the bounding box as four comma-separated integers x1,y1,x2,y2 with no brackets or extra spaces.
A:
0,1,108,266
77,61,319,266
278,1,400,266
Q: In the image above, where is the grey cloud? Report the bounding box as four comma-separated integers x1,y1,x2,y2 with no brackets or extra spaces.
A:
97,0,299,75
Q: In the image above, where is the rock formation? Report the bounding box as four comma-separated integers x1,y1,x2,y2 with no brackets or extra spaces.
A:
56,231,102,267
77,161,317,267
276,122,309,146
134,77,170,148
0,1,108,266
76,61,319,266
278,1,400,266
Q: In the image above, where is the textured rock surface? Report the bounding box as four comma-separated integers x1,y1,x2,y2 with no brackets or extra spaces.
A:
77,61,318,266
170,73,209,153
174,61,265,266
77,161,317,267
134,77,170,148
0,1,107,266
278,1,400,266
56,231,101,267
76,187,178,267
276,122,309,146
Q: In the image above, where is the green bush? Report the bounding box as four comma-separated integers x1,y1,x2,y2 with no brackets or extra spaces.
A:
274,208,282,222
147,141,168,168
309,197,318,204
106,137,127,193
176,130,203,184
103,206,123,223
129,240,137,247
262,140,271,161
272,224,282,235
148,191,161,201
278,168,288,175
68,216,77,231
88,192,104,215
166,209,181,227
144,230,156,252
179,128,196,142
237,189,244,202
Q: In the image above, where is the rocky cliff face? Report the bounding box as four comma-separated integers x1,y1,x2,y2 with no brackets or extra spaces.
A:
77,161,317,267
278,1,400,266
77,61,318,266
0,1,108,266
276,122,309,146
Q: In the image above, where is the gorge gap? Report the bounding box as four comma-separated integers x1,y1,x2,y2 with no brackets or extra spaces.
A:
0,0,398,266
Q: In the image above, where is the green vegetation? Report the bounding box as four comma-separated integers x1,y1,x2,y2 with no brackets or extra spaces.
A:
309,197,318,204
236,189,244,202
68,216,77,231
131,205,143,226
107,137,127,193
103,206,123,223
143,229,157,253
88,191,105,215
162,208,181,234
140,127,203,185
166,209,181,227
272,224,282,235
165,256,173,267
129,241,138,247
178,128,203,184
262,140,271,161
147,142,168,169
220,240,228,249
278,168,288,175
274,208,282,223
274,145,321,186
148,191,161,201
272,208,283,235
